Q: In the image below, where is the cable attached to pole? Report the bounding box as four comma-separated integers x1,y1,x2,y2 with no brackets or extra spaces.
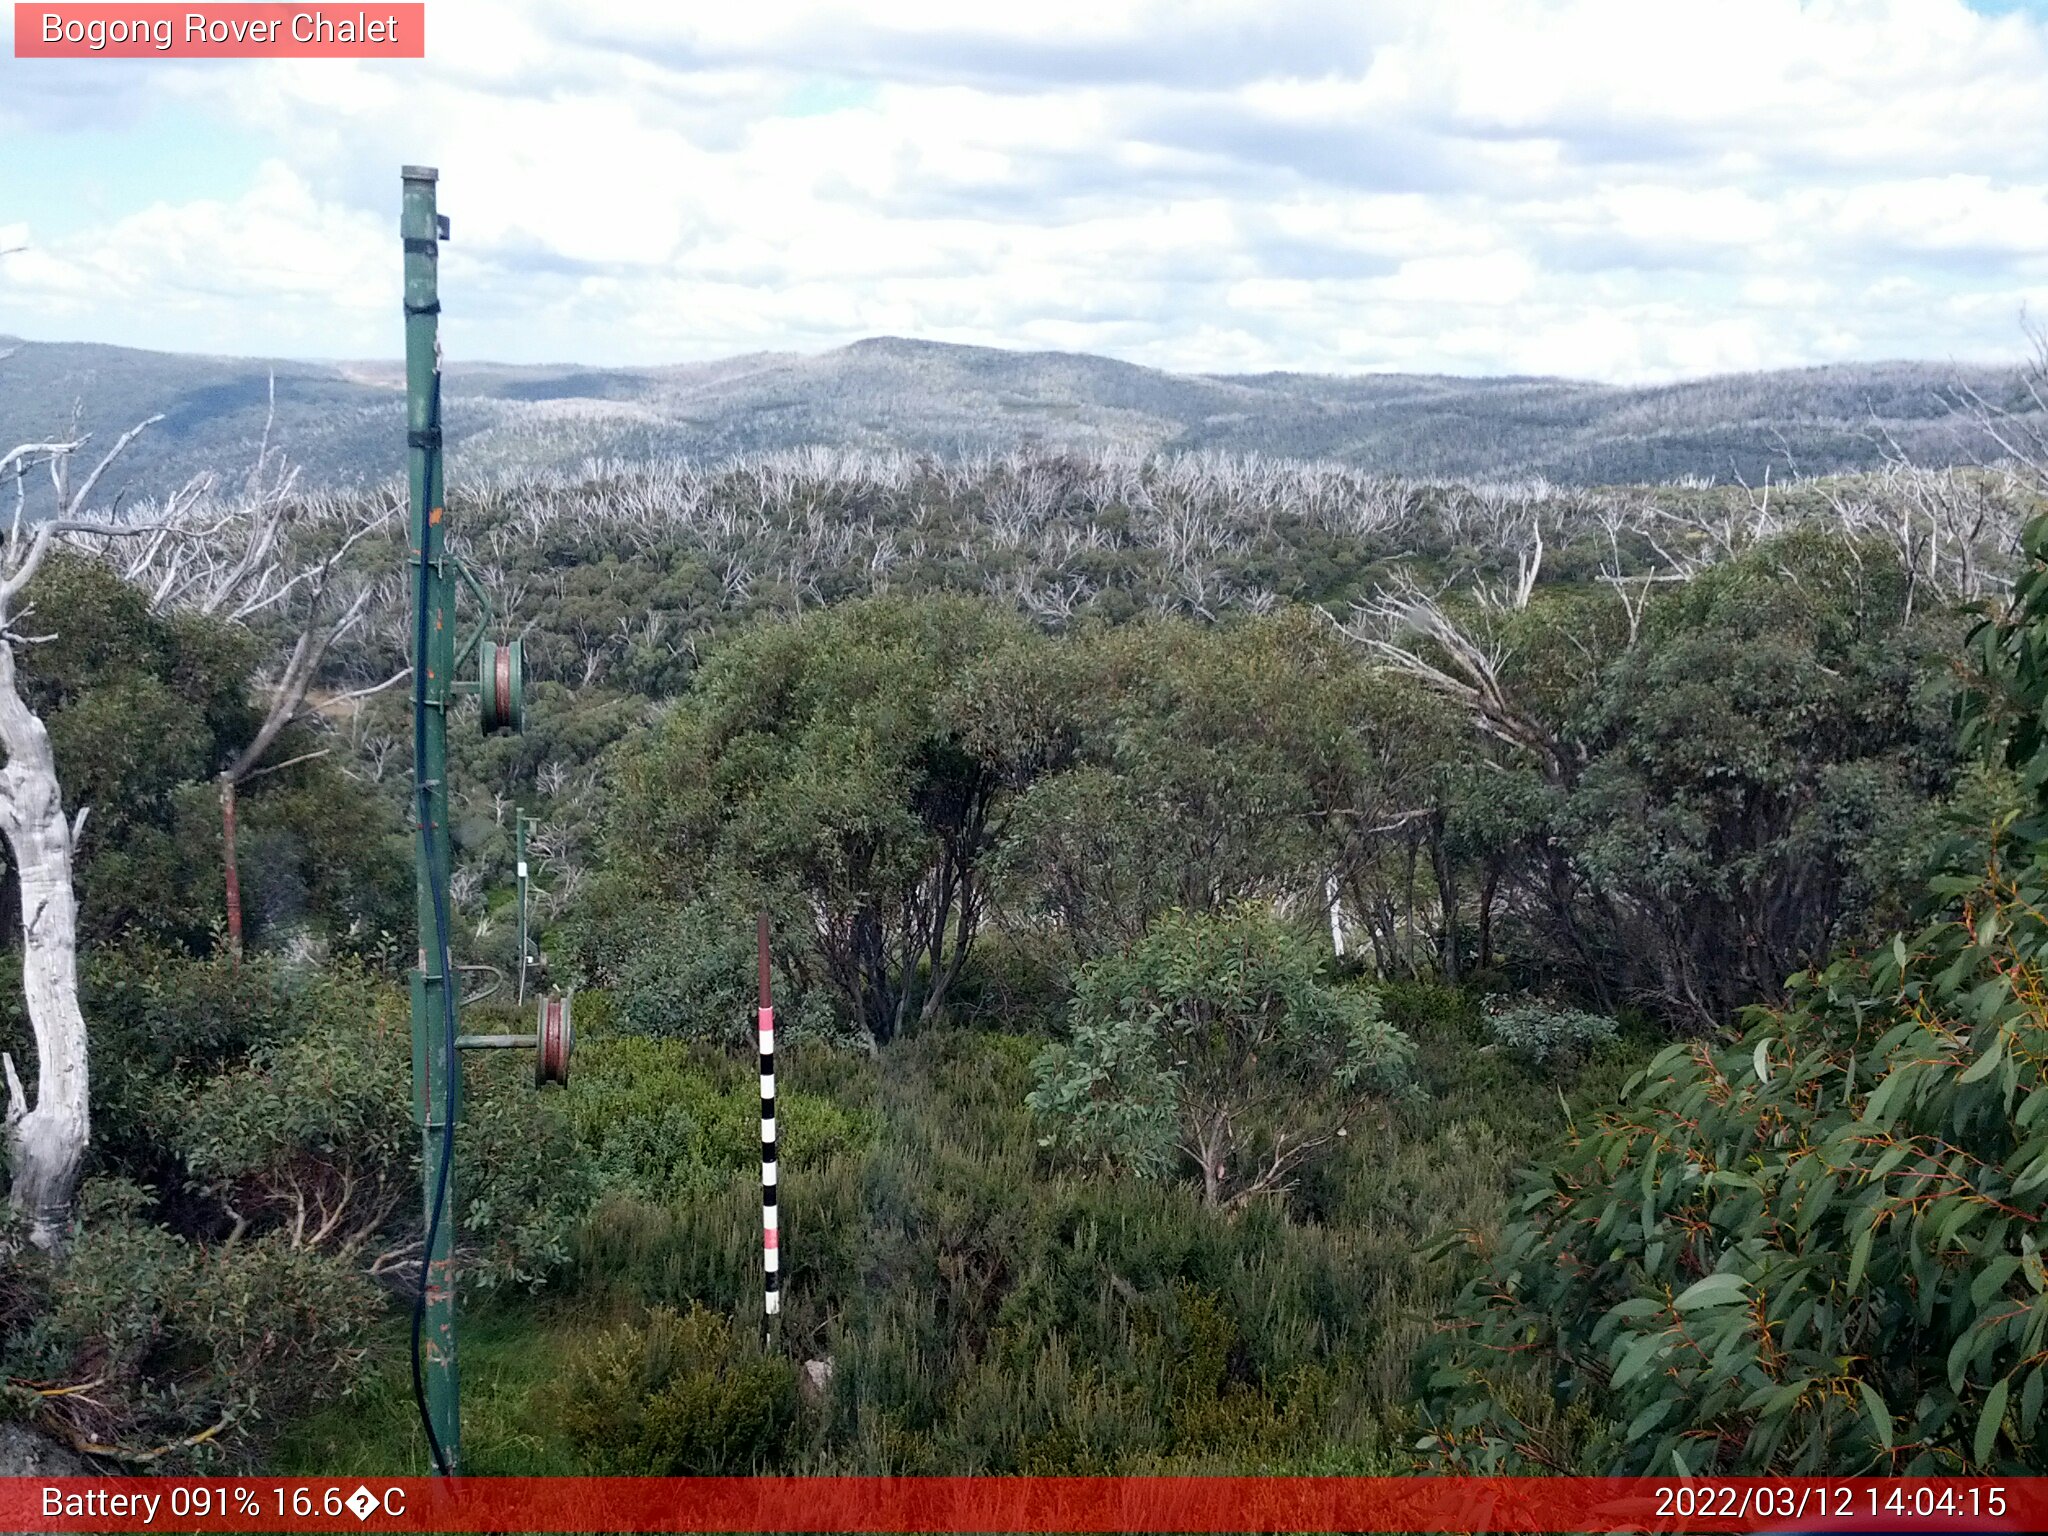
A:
408,369,459,1481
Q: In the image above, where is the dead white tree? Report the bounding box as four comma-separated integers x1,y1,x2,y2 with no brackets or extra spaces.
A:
1476,515,1544,612
0,420,177,1249
1592,499,1680,646
1336,574,1578,786
1814,331,2047,612
1943,319,2048,495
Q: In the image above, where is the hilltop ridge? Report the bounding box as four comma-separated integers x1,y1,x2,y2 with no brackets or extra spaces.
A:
0,332,2022,499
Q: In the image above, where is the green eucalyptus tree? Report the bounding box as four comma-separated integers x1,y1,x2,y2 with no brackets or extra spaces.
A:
1028,906,1412,1208
608,596,1077,1046
1424,514,2048,1475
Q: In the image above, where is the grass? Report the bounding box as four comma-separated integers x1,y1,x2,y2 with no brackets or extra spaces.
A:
269,1302,614,1475
266,980,1654,1477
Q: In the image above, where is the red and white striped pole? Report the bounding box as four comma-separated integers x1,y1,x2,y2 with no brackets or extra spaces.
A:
758,911,780,1327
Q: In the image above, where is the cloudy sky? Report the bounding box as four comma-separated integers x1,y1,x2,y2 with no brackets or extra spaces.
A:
3,0,2047,382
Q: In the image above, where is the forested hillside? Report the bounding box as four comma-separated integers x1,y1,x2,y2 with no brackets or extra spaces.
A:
3,353,2048,1476
0,333,2033,496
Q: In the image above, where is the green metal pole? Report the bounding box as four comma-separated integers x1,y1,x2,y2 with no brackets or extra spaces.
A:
402,163,461,1474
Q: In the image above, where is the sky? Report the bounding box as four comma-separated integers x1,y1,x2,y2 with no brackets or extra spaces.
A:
2,0,2047,383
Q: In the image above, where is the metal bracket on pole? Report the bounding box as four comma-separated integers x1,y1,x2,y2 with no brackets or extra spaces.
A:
444,554,525,734
451,555,493,681
455,992,574,1087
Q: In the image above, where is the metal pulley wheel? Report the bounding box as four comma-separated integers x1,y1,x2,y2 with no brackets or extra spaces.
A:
536,991,573,1087
479,638,525,735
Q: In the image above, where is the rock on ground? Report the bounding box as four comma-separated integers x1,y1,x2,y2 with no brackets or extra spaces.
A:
0,1420,88,1475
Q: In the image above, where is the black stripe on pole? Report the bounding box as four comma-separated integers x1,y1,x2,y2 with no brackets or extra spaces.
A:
759,911,780,1322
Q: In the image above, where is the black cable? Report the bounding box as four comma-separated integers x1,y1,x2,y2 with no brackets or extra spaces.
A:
409,367,459,1480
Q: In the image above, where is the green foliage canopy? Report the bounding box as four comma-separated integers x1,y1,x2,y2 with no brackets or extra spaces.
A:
1424,516,2048,1475
1029,907,1412,1208
10,555,408,956
607,596,1077,1044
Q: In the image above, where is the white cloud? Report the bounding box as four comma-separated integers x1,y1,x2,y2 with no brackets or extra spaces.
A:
1,0,2045,380
2,164,389,352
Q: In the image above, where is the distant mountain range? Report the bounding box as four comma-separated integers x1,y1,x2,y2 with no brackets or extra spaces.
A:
0,333,2031,502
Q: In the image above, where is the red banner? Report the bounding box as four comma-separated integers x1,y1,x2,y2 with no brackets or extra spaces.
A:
0,1477,2042,1533
12,5,424,58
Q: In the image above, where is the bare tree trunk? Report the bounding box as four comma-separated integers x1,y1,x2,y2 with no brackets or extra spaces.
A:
1197,1126,1224,1209
0,643,89,1252
1399,837,1420,978
1428,806,1458,984
221,777,243,959
1478,865,1499,972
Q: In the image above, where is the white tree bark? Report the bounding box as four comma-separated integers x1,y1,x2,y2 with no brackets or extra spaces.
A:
0,408,180,1250
0,640,87,1251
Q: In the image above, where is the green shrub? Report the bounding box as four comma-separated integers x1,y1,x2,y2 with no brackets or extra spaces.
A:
167,976,412,1253
1482,1000,1619,1073
83,948,308,1077
61,949,311,1176
1424,511,2048,1476
130,970,591,1292
559,1303,797,1473
569,986,618,1037
561,1036,874,1205
1029,907,1412,1206
457,1051,603,1292
1,1180,377,1466
574,1189,757,1313
603,596,1076,1046
1155,1283,1335,1461
1376,979,1477,1042
1428,849,2048,1475
611,901,842,1047
944,932,1073,1033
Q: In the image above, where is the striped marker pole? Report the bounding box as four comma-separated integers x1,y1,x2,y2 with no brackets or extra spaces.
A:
758,912,780,1328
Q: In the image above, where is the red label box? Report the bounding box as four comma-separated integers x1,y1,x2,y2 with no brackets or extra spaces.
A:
2,1476,2045,1533
13,4,425,58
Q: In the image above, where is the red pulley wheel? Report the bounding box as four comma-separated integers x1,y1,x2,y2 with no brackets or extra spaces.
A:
479,639,524,735
536,992,573,1087
493,645,512,726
